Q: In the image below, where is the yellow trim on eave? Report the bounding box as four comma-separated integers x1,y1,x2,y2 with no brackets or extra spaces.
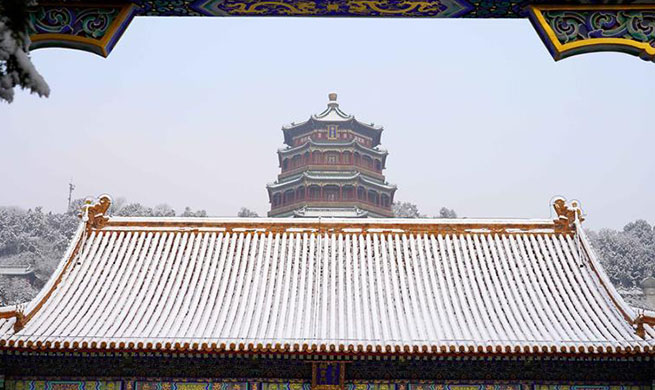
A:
529,4,655,60
30,3,136,57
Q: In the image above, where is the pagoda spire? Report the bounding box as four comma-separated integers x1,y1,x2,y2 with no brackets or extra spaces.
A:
328,92,338,107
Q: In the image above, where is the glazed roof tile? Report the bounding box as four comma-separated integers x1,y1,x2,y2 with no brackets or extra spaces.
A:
1,212,654,355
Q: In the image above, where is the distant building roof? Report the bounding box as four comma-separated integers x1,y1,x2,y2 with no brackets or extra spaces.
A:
1,197,653,356
0,265,33,276
642,276,655,288
292,206,369,218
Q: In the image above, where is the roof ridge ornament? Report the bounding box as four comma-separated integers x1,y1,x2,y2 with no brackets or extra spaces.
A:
13,304,25,333
552,197,585,231
79,194,112,233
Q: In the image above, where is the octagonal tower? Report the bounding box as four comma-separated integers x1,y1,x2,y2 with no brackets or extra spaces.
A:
267,93,397,218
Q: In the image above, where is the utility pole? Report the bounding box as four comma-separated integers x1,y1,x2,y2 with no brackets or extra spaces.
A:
67,179,75,212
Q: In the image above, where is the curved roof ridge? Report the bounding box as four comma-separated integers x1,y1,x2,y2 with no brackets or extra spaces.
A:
282,94,383,131
577,222,639,323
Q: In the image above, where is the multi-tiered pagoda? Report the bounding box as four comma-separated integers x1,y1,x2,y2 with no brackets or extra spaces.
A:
267,93,397,218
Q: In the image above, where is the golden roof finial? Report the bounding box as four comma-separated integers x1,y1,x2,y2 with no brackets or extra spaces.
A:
79,194,112,233
328,92,337,102
552,196,585,231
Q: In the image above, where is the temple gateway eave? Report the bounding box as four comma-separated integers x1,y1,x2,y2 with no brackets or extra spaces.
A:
24,1,655,63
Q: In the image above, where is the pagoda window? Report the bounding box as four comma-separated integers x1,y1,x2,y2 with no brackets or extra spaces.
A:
327,125,338,139
282,159,289,171
381,194,390,208
343,152,351,164
368,190,379,205
296,186,305,200
342,186,354,200
313,151,322,164
324,185,339,201
292,155,301,169
283,189,295,205
354,152,361,166
304,151,310,164
272,193,282,208
309,185,321,200
327,153,338,165
357,187,366,200
375,159,382,171
363,155,373,169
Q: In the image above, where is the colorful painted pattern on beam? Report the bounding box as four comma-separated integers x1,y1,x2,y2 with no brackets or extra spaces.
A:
528,5,655,62
8,381,122,390
189,0,473,17
27,4,137,57
4,382,651,390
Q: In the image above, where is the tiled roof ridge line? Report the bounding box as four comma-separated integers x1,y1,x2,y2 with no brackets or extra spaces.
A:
576,220,655,338
97,222,568,236
0,223,86,332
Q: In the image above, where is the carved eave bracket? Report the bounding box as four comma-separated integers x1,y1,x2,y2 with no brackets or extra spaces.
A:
529,5,655,63
552,197,584,232
28,3,137,57
79,194,112,233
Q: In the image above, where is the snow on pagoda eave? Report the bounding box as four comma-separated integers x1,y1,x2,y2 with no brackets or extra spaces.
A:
266,171,397,191
281,93,383,147
282,117,383,145
278,138,389,156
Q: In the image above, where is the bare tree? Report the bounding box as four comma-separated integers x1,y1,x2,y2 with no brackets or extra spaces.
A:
237,207,259,217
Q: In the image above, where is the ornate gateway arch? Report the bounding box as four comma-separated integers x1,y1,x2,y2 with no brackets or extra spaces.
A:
27,0,655,62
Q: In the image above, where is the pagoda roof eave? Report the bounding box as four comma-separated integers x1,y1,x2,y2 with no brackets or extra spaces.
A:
278,139,388,157
267,172,398,192
282,118,383,146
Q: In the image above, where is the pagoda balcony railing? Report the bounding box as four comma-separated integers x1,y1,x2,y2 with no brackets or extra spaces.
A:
279,163,384,179
271,200,394,217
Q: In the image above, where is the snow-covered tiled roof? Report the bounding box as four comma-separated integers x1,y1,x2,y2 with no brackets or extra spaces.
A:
293,206,369,218
282,94,383,147
1,212,654,355
267,171,394,191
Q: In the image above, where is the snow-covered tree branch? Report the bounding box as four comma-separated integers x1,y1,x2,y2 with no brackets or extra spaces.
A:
0,0,49,103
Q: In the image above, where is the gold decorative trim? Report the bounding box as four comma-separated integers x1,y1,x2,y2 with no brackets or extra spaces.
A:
528,4,655,62
30,3,136,57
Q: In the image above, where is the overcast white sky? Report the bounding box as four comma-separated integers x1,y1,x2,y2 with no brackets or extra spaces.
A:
1,17,654,229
